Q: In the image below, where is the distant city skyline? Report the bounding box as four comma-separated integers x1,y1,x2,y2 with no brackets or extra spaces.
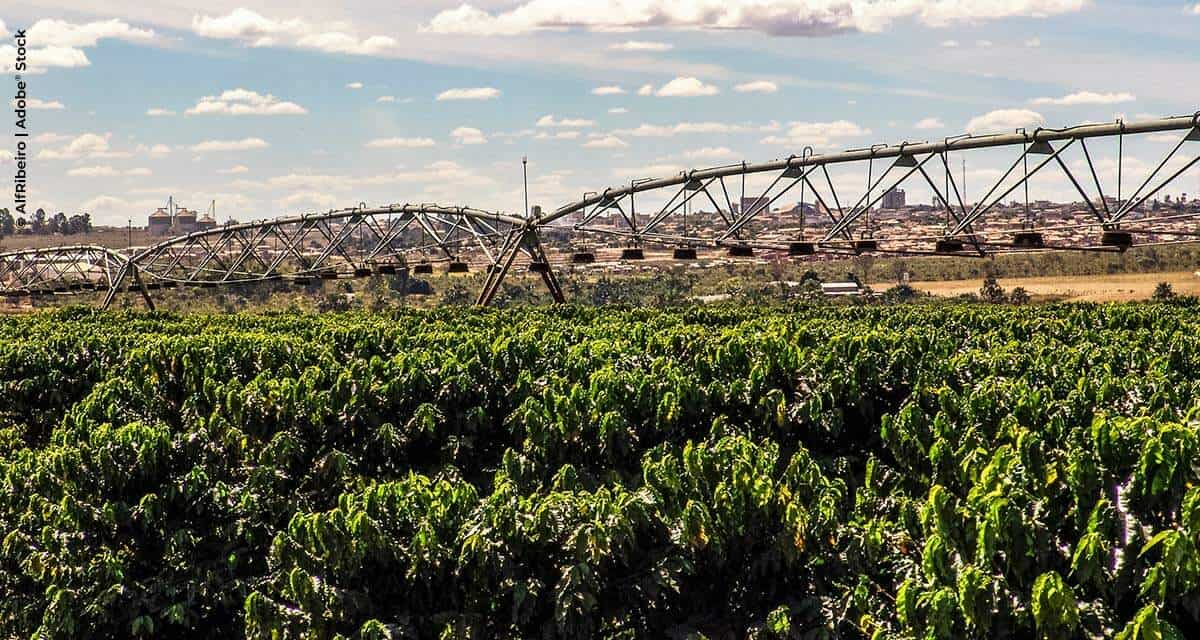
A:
2,1,1199,226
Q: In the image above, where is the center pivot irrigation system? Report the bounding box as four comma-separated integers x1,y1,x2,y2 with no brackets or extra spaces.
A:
3,113,1199,308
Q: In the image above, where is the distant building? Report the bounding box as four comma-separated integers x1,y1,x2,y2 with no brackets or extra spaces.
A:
148,208,171,235
197,212,217,231
881,188,906,210
785,202,819,217
147,201,208,235
740,197,771,217
822,281,865,296
174,207,197,233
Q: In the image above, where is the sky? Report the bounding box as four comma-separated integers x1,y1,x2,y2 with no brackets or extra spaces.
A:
1,0,1199,226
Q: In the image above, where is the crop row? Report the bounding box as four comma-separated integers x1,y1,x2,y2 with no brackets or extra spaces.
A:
0,304,1198,638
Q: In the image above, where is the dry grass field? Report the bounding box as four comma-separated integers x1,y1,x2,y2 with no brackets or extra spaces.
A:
879,271,1200,302
0,228,159,252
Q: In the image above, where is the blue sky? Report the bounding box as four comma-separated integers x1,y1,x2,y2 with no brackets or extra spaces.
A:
1,1,1198,226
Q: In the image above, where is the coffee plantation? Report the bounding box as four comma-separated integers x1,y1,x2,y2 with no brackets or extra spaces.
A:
1,304,1197,639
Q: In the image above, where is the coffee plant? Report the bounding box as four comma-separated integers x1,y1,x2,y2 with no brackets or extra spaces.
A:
1,303,1198,639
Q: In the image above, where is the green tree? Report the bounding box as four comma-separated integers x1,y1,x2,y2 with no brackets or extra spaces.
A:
0,208,14,237
980,274,1007,303
1153,282,1176,302
49,211,68,235
66,214,86,235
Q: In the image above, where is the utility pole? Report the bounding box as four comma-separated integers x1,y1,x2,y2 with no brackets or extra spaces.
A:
522,156,530,219
962,158,968,207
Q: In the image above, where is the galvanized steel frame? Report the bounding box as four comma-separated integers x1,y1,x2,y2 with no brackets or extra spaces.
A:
3,113,1200,308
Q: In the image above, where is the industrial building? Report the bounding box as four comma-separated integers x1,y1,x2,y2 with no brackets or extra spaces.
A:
881,188,906,210
148,199,217,235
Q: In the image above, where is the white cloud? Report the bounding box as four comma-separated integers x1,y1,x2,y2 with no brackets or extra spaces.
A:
761,120,871,147
452,126,488,145
364,137,437,148
976,39,993,47
376,95,396,103
537,115,595,128
1146,133,1181,143
67,165,150,177
1025,37,1042,47
734,80,778,94
0,18,154,74
28,18,154,48
583,135,630,149
279,160,488,202
941,39,959,47
296,33,400,56
0,150,12,164
80,195,134,213
67,165,117,177
279,191,341,210
191,8,304,41
403,160,493,184
232,173,347,192
637,84,654,96
494,129,536,141
135,143,172,157
12,98,64,110
345,82,364,89
436,87,501,101
914,117,945,130
610,40,673,51
609,107,629,114
965,109,1045,133
653,77,720,97
185,89,307,116
219,165,250,174
0,20,7,39
39,133,129,160
1030,91,1136,106
682,146,736,160
190,137,270,152
1190,3,1200,15
535,131,582,140
146,107,175,116
592,85,626,96
192,9,399,57
612,163,683,178
0,45,90,73
423,0,1087,36
615,120,779,137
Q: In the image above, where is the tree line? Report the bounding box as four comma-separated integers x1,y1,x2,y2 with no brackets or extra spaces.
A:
0,207,93,239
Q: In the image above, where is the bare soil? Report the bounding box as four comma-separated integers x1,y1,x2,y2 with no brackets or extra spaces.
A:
878,271,1200,302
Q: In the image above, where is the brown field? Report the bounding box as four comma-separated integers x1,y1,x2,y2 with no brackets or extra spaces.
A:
0,228,159,253
877,271,1200,302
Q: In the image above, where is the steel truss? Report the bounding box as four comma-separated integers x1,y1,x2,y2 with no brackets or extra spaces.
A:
97,203,537,309
3,113,1200,308
0,245,129,298
544,113,1200,256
